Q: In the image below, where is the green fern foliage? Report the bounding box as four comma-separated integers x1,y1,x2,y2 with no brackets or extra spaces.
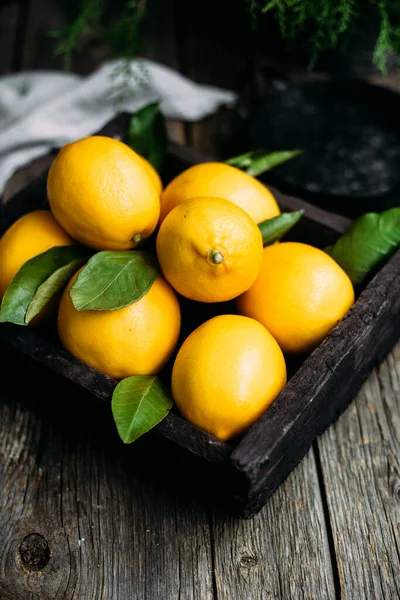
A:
52,0,399,74
248,0,400,74
52,0,146,69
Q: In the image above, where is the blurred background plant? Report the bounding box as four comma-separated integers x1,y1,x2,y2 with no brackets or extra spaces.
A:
51,0,147,69
248,0,400,75
52,0,400,75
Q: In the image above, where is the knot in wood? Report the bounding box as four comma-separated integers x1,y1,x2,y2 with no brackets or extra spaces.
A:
19,533,50,571
239,554,259,569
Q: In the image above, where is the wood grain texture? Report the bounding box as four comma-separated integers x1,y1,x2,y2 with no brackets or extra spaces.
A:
0,113,338,597
212,449,336,600
317,341,400,600
0,353,216,600
174,0,248,155
0,348,337,600
19,0,65,71
20,0,111,74
140,0,187,145
0,0,21,74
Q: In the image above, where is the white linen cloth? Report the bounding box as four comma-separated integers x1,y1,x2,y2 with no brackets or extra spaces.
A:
0,58,237,196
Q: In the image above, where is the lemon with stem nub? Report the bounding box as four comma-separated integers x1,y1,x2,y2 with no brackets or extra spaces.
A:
156,196,264,303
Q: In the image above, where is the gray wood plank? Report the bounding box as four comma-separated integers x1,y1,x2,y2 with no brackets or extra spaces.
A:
0,366,215,600
19,0,64,71
174,0,248,156
20,0,104,74
212,449,336,600
0,0,23,74
318,341,400,600
140,0,186,145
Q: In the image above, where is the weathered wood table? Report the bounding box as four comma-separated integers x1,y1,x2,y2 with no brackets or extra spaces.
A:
0,1,399,598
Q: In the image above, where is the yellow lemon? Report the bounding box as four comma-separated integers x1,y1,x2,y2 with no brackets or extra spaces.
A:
237,242,355,354
160,162,280,224
156,196,263,303
0,210,73,299
47,136,160,251
57,270,181,379
172,314,287,441
139,155,163,195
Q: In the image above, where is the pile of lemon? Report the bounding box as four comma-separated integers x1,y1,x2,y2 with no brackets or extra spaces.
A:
0,136,354,441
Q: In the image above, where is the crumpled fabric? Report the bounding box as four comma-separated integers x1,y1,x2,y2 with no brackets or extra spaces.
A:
0,58,237,195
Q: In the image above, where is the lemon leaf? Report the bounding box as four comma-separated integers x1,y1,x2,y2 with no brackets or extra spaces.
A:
128,103,168,172
225,149,302,177
326,208,400,285
112,376,173,444
258,210,304,246
70,250,159,311
0,246,87,325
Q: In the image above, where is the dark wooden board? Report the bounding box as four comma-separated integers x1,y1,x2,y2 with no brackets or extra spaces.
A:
0,0,25,74
140,0,187,146
1,113,400,520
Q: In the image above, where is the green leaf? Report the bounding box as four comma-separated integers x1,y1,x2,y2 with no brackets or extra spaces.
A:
70,250,159,311
0,246,87,326
326,208,400,285
258,210,304,246
128,103,168,171
26,259,85,324
112,376,173,444
225,149,302,177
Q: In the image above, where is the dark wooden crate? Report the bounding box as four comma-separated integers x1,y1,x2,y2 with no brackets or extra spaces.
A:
1,113,399,518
